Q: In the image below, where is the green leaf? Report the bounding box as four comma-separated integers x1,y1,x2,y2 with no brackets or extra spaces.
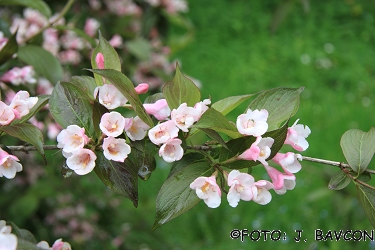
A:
212,94,256,116
70,76,97,101
356,183,375,228
153,159,212,230
129,139,158,181
125,37,152,60
358,172,371,182
17,45,63,85
168,153,205,178
92,100,109,140
91,32,121,86
54,25,97,48
7,222,37,243
328,170,351,190
12,95,49,124
95,152,138,207
0,30,18,66
18,239,41,250
0,0,52,18
162,64,201,110
144,93,164,104
0,123,44,156
248,87,304,130
49,82,96,139
219,121,289,169
88,69,154,128
198,128,228,149
193,108,241,139
340,127,375,175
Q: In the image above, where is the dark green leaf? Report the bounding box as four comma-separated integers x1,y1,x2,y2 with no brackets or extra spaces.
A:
358,172,371,183
95,152,138,207
92,100,109,140
91,32,121,86
7,222,37,243
248,87,303,130
70,76,97,101
49,82,96,139
12,95,49,124
17,239,41,250
88,69,154,127
212,94,256,116
0,30,17,66
0,123,44,156
328,170,351,190
153,159,212,230
17,45,63,85
162,63,201,110
0,0,51,17
340,127,375,175
193,108,241,139
356,183,375,228
198,128,228,149
168,153,205,178
129,139,158,181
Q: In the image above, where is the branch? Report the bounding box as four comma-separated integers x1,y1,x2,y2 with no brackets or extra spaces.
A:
4,145,60,153
301,156,350,168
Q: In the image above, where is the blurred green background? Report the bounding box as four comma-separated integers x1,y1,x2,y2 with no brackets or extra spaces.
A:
3,0,375,249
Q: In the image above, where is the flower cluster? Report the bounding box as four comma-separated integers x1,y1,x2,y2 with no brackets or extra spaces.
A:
0,66,37,86
190,108,311,208
147,99,210,162
36,238,72,250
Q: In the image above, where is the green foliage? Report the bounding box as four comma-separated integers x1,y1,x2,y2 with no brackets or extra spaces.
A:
212,94,256,116
328,170,351,190
0,0,51,18
130,139,158,180
0,30,17,66
356,183,375,228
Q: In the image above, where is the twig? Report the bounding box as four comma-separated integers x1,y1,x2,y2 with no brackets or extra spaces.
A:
4,145,60,153
301,156,350,168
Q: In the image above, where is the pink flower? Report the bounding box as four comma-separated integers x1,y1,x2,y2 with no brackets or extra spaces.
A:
227,170,257,207
109,34,123,48
0,220,17,250
58,50,82,65
125,116,150,141
52,238,72,250
236,109,269,136
9,91,38,119
264,165,296,193
272,152,302,173
238,137,274,166
84,18,100,37
0,66,37,85
252,180,273,205
94,84,128,109
134,83,149,94
0,101,15,125
159,138,184,163
143,99,171,121
171,103,200,132
95,53,105,69
148,120,179,145
103,137,131,162
66,149,97,175
57,125,89,153
284,119,311,151
194,99,211,119
190,175,221,208
99,112,126,137
0,148,22,179
47,123,62,140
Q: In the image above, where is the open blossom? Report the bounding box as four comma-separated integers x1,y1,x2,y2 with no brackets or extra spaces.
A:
264,165,296,194
103,137,131,162
37,238,72,250
194,99,211,119
9,90,38,119
143,99,170,121
284,119,311,151
99,112,126,137
94,84,128,109
272,152,302,173
238,137,274,166
252,180,273,205
227,170,257,207
236,109,268,136
84,18,100,37
0,66,37,85
0,101,15,125
159,138,183,163
0,149,22,179
190,175,221,208
171,103,200,132
66,149,97,175
148,120,179,145
0,220,17,250
125,116,150,141
57,125,89,153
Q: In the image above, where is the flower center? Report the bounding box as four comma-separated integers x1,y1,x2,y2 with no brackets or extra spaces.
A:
245,119,255,128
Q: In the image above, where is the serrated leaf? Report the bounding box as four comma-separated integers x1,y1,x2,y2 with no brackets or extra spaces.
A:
0,0,51,18
162,64,201,110
340,128,375,175
0,123,44,156
125,37,152,60
95,152,138,207
212,94,256,116
193,108,241,139
70,76,97,101
248,87,303,130
12,95,49,124
17,45,63,85
153,159,212,230
49,82,96,139
356,183,375,228
0,30,17,66
328,170,351,190
219,121,289,169
91,32,121,86
199,128,228,149
88,69,154,127
129,139,158,181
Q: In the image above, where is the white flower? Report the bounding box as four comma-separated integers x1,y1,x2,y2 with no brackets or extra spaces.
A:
0,148,22,179
94,84,128,109
272,152,302,173
194,99,211,119
190,175,221,208
66,149,97,175
0,102,15,125
236,109,269,136
238,137,274,166
227,170,257,207
252,180,273,205
171,103,200,132
285,119,311,151
99,112,125,137
0,220,17,250
9,91,38,119
143,99,171,121
148,120,179,145
57,125,89,153
103,137,131,162
159,138,184,163
125,116,150,141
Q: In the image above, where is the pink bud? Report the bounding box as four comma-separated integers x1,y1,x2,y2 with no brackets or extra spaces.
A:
135,83,149,94
95,53,105,69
